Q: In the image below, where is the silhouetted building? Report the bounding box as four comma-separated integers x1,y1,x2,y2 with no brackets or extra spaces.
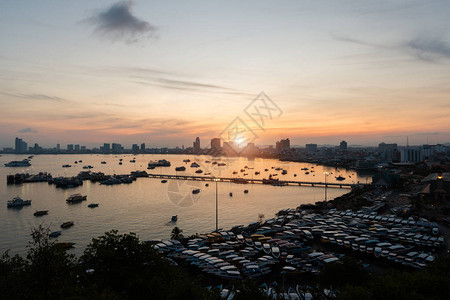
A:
56,144,60,151
339,140,347,150
140,143,145,151
211,138,221,151
132,144,139,153
67,144,74,151
74,144,80,151
193,137,201,153
403,148,422,162
111,143,123,153
15,137,27,153
276,138,290,152
378,142,397,161
305,143,317,153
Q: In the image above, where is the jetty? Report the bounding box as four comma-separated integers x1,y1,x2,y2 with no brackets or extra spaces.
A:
146,173,368,189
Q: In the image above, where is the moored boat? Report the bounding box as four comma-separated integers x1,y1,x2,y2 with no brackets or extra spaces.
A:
49,231,62,238
61,221,74,228
66,194,87,203
7,196,32,208
33,210,48,216
88,203,99,208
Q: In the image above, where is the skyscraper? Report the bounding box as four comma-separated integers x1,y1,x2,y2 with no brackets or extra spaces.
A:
339,140,348,150
211,138,221,151
193,137,201,153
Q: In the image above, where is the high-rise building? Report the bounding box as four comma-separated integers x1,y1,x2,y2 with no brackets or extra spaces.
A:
56,144,60,151
132,144,139,153
67,144,74,151
378,142,397,161
211,138,221,151
193,137,201,153
15,137,27,153
402,148,423,162
305,143,318,153
140,143,145,151
339,140,348,150
74,144,80,151
80,146,86,151
111,143,122,153
276,138,290,152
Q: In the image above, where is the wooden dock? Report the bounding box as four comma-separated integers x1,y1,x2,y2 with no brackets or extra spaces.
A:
146,173,368,189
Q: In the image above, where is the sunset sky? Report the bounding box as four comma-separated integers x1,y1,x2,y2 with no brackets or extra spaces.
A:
1,0,450,148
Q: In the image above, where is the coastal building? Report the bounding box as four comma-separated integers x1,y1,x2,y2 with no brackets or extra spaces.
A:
339,140,348,151
211,138,221,151
74,144,80,151
193,137,201,153
141,143,145,151
276,138,290,152
305,143,318,153
15,137,27,153
132,144,139,153
378,142,397,161
67,144,74,151
111,143,123,153
402,148,423,162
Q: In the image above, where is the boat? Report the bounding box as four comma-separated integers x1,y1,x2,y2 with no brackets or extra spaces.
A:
244,190,249,194
119,162,122,165
183,159,191,163
281,170,287,175
301,168,309,170
4,159,31,167
171,215,178,222
130,159,136,163
7,196,32,208
49,231,61,238
190,162,200,168
88,203,99,208
192,189,200,194
66,194,87,203
205,183,209,187
55,242,75,249
175,166,186,171
305,172,309,175
229,192,233,197
148,159,171,168
217,163,226,166
62,164,71,168
61,221,74,228
101,161,107,164
336,175,345,181
33,210,48,216
195,169,203,174
233,171,238,174
82,165,94,169
255,171,260,175
161,180,168,183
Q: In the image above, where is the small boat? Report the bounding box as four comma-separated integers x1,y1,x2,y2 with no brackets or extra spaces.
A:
281,170,287,175
4,159,31,167
88,203,99,208
217,163,226,166
244,190,249,194
175,166,186,171
66,194,87,203
195,169,203,174
229,192,233,197
205,160,211,163
255,171,260,175
161,180,168,183
130,159,136,163
49,231,62,238
61,221,74,228
62,164,71,168
190,162,200,168
74,161,78,164
192,189,200,194
305,172,309,175
264,169,269,171
233,171,238,174
336,175,345,181
205,183,209,187
101,161,107,164
55,242,75,249
183,159,191,163
119,162,122,165
171,215,178,222
7,196,32,208
33,210,49,216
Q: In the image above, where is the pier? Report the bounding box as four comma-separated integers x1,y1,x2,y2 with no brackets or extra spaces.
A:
146,173,368,189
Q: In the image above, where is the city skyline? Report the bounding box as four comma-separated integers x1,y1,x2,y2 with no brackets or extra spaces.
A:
1,1,450,148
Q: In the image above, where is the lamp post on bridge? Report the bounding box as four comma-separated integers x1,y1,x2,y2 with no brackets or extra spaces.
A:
324,171,329,201
213,178,220,231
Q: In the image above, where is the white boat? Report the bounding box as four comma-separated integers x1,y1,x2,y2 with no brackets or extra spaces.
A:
271,246,280,258
7,196,32,207
66,194,87,203
5,159,31,167
148,159,171,169
262,243,271,254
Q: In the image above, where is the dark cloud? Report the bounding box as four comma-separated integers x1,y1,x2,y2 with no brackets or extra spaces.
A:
405,36,450,62
1,92,66,102
19,128,38,134
86,1,157,44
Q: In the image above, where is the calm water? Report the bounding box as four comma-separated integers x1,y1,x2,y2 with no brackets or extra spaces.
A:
0,154,370,255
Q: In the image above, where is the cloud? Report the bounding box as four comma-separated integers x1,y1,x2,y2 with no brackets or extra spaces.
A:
19,128,38,134
1,92,66,102
86,1,157,44
405,36,450,62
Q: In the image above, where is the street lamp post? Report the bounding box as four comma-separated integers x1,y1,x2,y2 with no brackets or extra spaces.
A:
324,172,329,201
214,178,219,231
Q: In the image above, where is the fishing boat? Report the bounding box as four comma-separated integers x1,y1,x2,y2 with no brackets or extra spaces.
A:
190,162,200,168
192,189,200,194
281,170,287,175
175,166,186,171
229,192,233,197
49,231,61,238
161,180,168,183
7,196,32,208
33,210,48,216
88,203,99,208
336,175,345,181
60,221,74,228
148,159,171,168
171,215,178,222
244,189,249,193
62,164,71,168
183,159,191,163
66,194,87,203
101,161,107,164
195,169,203,174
